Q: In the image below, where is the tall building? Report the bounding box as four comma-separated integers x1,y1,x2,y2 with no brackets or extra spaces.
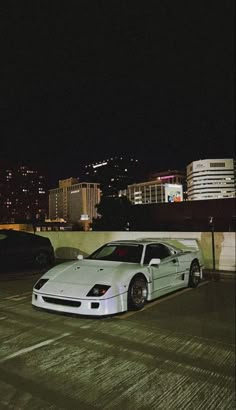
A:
0,165,48,223
49,178,101,225
78,156,142,196
127,180,183,204
125,169,185,205
187,159,236,200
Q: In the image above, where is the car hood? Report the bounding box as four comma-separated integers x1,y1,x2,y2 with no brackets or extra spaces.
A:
35,259,141,298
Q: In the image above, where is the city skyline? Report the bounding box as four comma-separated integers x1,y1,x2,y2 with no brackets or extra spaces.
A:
2,155,235,190
1,2,234,185
1,157,235,224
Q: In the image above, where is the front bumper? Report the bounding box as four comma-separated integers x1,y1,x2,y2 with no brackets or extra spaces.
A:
32,291,127,316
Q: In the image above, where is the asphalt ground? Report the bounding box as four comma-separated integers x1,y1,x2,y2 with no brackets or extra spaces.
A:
0,266,235,410
203,269,236,281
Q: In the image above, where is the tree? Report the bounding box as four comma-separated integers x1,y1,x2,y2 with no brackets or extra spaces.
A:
92,196,133,231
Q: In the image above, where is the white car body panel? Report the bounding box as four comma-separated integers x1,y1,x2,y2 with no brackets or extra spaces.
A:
32,239,203,316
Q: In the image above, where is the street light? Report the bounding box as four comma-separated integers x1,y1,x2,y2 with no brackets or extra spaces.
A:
208,216,215,271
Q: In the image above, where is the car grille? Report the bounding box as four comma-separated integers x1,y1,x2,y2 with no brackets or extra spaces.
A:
42,296,81,307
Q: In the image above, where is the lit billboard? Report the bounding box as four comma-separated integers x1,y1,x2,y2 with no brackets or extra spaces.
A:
164,184,183,203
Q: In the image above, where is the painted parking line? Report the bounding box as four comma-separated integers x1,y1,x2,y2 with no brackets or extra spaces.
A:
5,294,20,299
6,296,28,301
0,333,71,364
7,291,32,298
117,280,210,319
5,292,32,301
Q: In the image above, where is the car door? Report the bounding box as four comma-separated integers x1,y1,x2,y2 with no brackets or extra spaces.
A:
172,251,191,286
144,244,178,293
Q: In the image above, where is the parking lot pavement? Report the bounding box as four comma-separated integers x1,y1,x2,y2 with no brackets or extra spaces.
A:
0,274,235,410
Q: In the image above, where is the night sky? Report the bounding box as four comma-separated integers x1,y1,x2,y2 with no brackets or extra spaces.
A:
1,1,234,186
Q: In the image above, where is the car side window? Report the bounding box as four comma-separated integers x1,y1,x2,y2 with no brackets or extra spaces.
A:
144,244,171,264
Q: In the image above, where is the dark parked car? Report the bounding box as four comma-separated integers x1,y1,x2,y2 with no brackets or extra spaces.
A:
0,229,55,271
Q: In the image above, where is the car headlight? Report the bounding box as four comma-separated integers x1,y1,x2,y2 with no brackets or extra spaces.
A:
87,284,110,297
34,279,49,290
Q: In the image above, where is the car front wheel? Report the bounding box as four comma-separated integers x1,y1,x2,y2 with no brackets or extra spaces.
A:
128,275,148,310
188,260,201,288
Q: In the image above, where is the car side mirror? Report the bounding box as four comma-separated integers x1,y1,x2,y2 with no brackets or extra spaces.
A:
77,254,84,260
149,258,161,266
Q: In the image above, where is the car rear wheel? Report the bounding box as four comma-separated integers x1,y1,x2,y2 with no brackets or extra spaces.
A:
188,260,201,288
128,275,148,310
35,251,51,269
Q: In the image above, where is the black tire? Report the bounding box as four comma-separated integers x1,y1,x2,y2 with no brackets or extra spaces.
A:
35,251,51,269
128,275,148,310
188,260,201,288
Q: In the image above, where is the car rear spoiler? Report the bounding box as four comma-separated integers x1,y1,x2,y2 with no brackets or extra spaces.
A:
162,239,200,251
137,238,201,251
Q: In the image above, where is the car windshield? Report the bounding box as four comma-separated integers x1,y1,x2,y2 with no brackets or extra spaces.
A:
88,244,143,263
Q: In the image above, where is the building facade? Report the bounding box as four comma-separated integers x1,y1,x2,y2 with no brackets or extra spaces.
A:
0,165,48,223
49,178,101,224
127,180,183,205
186,159,236,200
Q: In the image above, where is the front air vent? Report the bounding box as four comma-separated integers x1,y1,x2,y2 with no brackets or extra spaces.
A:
91,302,100,309
43,296,81,307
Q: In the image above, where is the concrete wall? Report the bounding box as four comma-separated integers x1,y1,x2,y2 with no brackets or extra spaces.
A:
36,231,236,272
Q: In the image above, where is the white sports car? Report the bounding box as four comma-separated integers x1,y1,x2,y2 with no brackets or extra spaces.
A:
32,238,204,316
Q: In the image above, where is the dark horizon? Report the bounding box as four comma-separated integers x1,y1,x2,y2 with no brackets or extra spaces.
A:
1,2,234,187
